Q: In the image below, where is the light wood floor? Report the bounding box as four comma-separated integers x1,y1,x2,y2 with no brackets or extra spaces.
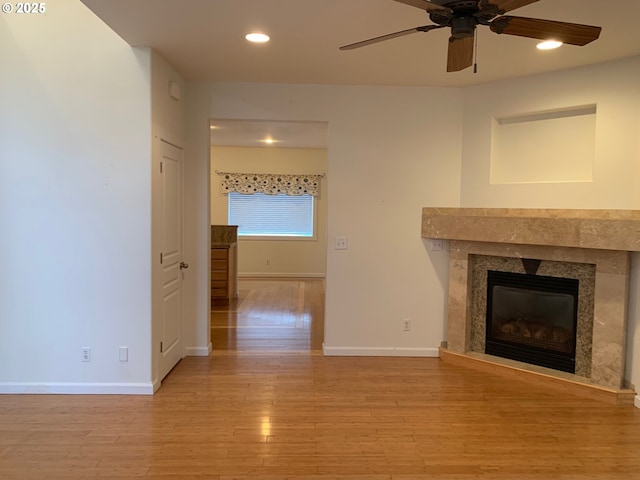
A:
211,278,325,353
2,278,640,479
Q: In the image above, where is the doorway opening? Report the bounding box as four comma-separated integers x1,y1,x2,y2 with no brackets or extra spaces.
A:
209,120,328,353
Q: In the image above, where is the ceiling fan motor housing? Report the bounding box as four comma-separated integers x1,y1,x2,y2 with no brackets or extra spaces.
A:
451,16,477,38
429,0,492,34
429,0,477,24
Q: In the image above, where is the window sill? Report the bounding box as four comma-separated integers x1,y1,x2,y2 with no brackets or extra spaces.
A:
239,235,318,242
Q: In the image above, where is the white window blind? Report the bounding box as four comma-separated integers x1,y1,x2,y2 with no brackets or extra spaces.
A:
229,192,314,237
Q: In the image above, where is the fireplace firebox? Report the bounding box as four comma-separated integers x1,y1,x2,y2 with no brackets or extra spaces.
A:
485,270,579,374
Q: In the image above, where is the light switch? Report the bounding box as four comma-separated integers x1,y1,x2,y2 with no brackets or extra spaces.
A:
335,236,348,250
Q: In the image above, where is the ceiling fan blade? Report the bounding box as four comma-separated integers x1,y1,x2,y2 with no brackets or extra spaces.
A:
393,0,452,14
490,16,602,46
447,36,474,72
339,25,443,50
479,0,539,14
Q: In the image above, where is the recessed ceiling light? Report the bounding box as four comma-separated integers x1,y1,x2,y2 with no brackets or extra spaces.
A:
246,33,270,44
537,40,563,50
260,137,278,145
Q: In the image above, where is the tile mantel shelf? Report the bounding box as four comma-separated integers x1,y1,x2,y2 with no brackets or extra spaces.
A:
421,208,640,252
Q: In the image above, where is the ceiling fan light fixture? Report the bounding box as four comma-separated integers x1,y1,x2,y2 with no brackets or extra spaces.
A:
536,40,563,50
245,32,270,43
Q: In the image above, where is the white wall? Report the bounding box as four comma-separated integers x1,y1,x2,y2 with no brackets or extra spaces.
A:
183,82,213,356
211,146,328,276
5,1,635,399
460,57,640,209
0,0,153,392
185,82,463,356
459,57,640,401
150,51,186,385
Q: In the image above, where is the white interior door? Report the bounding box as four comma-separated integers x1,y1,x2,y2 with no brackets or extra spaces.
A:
159,139,184,381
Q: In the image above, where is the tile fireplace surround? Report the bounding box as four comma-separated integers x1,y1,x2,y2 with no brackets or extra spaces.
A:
421,208,640,405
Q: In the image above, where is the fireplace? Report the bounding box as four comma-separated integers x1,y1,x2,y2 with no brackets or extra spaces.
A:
422,208,638,402
485,270,579,374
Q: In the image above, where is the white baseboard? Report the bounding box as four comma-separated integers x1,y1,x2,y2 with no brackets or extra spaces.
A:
0,382,154,395
184,343,212,357
635,395,640,410
239,272,325,279
322,344,440,357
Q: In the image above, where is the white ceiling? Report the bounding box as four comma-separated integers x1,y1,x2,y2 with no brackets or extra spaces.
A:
210,120,328,148
82,0,640,87
80,0,640,146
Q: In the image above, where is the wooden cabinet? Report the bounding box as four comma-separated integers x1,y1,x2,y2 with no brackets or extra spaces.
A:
211,225,238,306
211,244,237,306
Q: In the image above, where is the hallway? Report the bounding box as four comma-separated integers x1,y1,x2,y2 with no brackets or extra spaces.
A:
211,278,324,353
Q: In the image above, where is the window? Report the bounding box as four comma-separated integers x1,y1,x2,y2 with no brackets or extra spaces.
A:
229,192,314,238
218,171,322,239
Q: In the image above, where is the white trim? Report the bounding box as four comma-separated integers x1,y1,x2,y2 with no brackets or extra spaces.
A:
635,395,640,410
0,382,154,395
322,344,440,357
184,343,212,356
239,272,325,279
239,235,319,242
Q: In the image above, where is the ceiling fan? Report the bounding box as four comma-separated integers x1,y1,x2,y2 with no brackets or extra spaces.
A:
339,0,602,72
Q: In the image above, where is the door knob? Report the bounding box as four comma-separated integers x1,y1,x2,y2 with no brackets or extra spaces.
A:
180,261,189,270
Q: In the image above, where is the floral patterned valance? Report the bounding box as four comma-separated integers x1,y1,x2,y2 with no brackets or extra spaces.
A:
216,172,323,197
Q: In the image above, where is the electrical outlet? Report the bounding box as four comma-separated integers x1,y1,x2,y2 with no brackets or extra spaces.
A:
81,347,91,362
430,239,443,251
119,346,128,362
403,319,411,332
